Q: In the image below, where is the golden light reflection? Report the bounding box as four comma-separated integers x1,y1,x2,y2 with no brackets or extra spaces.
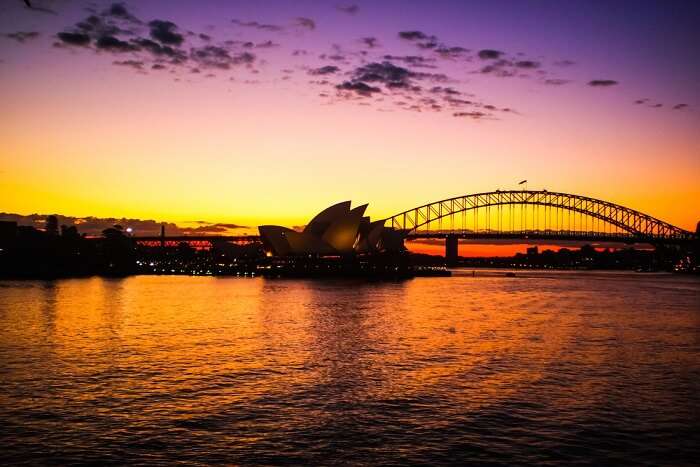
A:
1,275,697,429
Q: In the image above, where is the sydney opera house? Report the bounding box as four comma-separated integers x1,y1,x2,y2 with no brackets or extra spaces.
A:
258,201,404,257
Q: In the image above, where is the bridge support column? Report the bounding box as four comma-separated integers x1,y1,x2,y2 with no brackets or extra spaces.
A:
445,234,458,266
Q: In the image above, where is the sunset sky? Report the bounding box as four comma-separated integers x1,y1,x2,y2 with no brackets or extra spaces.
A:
1,0,698,256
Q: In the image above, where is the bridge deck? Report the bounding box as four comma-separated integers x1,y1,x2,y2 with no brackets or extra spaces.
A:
123,230,694,245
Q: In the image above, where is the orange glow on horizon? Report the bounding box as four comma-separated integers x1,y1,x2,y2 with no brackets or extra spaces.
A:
407,242,556,258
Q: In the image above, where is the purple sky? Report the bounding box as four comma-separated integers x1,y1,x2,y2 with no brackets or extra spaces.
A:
1,0,698,232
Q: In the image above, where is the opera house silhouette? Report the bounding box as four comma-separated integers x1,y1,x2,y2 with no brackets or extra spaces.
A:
258,201,404,257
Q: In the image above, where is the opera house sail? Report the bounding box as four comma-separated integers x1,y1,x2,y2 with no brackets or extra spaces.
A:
258,201,404,257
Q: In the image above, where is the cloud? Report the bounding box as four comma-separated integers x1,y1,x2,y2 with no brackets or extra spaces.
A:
179,225,228,234
326,60,467,113
472,52,555,79
554,59,575,67
383,54,437,68
190,45,231,68
336,4,359,14
190,46,255,69
336,81,381,96
104,2,141,24
132,38,187,62
634,98,649,104
216,223,248,229
430,86,461,96
515,60,540,69
400,31,469,59
480,61,517,77
361,37,378,48
453,111,489,119
543,78,570,86
96,35,139,52
435,46,468,59
588,79,618,87
416,41,438,49
319,53,346,62
113,59,144,70
47,3,524,124
56,32,91,47
148,20,184,46
478,49,504,59
75,14,132,37
180,222,251,234
3,31,40,43
347,61,448,91
55,7,274,76
255,40,279,48
309,65,340,75
673,103,688,110
296,17,316,30
350,61,415,88
326,60,471,113
399,31,432,41
398,31,440,49
443,96,475,107
231,19,284,32
233,51,255,65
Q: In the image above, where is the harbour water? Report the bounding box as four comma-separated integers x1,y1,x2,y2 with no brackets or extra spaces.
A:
1,271,698,465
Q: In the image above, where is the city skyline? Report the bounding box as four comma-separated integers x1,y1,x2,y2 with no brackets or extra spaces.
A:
1,0,698,241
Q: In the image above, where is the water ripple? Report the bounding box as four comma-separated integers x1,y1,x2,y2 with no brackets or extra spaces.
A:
1,273,699,465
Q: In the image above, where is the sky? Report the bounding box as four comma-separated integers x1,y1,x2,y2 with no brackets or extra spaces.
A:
1,0,698,255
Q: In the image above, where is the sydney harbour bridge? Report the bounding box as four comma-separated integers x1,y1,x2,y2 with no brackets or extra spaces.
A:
133,190,698,261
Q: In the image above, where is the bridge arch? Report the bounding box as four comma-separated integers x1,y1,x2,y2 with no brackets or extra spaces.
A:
383,190,693,241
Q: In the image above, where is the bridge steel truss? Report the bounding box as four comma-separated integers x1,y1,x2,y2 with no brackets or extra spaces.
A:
384,190,695,243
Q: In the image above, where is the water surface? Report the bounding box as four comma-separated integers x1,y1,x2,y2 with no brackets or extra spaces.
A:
1,271,699,465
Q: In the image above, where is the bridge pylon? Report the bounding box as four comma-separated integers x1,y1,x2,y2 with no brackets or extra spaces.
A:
446,234,458,266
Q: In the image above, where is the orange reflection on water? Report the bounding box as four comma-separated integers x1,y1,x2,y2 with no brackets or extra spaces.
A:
0,273,698,463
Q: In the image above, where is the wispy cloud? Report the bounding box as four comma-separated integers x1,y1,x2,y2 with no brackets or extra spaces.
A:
478,49,504,59
295,17,316,31
361,36,378,48
231,19,284,32
2,31,40,43
336,4,359,15
308,65,340,75
588,79,618,87
336,81,381,96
